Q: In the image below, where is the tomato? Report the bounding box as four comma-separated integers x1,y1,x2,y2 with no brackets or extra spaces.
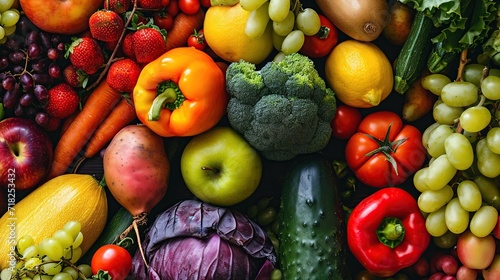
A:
299,14,339,58
345,111,426,188
153,11,174,31
166,0,180,17
187,29,205,50
331,104,362,140
178,0,200,15
161,0,171,6
91,244,132,280
200,0,211,8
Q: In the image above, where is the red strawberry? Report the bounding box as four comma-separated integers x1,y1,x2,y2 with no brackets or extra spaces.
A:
137,0,162,9
44,83,80,119
66,37,105,75
107,58,142,93
104,0,131,14
122,31,136,59
89,9,124,42
62,65,88,88
132,27,167,64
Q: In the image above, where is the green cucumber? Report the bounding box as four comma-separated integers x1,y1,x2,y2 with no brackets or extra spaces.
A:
278,153,350,279
394,11,434,94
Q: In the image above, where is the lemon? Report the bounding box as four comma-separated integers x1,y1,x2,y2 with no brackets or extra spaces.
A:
203,3,273,64
325,40,393,108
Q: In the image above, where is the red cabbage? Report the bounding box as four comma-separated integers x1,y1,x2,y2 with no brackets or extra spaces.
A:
131,200,277,280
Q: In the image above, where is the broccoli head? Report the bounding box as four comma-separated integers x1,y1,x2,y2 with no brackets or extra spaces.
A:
225,53,337,161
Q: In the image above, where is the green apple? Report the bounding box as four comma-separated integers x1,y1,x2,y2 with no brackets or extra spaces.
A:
180,126,262,206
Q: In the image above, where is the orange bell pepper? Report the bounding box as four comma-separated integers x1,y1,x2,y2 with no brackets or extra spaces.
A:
133,47,228,137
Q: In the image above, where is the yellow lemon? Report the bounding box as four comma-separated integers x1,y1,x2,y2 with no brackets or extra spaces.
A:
325,40,393,108
203,3,273,64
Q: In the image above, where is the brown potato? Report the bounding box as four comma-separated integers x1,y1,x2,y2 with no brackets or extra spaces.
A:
382,1,415,46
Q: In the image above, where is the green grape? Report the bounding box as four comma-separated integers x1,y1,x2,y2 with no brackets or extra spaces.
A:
0,0,14,13
440,81,478,107
418,185,454,213
33,274,53,280
62,267,79,280
457,180,482,212
462,130,478,143
273,52,286,62
425,206,448,237
474,175,500,210
0,268,12,280
67,247,82,263
421,73,451,95
52,230,73,249
444,133,474,170
432,102,463,125
3,24,14,36
76,264,92,278
433,231,459,249
17,235,35,255
63,221,81,241
52,273,73,280
1,9,19,27
425,154,457,191
459,106,491,133
481,75,500,101
280,29,304,55
426,124,454,158
268,0,289,22
72,232,83,248
39,238,64,261
270,268,282,280
272,31,285,51
486,127,500,154
476,138,500,178
445,197,470,234
462,64,500,87
239,0,268,11
272,11,294,37
42,262,62,276
245,2,270,39
421,122,440,148
22,245,39,259
24,257,42,269
413,167,430,192
0,26,4,41
470,205,498,238
295,8,320,36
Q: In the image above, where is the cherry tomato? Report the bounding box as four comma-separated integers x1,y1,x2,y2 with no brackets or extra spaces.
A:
166,0,180,17
299,14,339,58
178,0,200,15
161,0,171,6
345,111,426,188
153,11,174,31
91,244,132,280
187,29,205,50
331,104,362,140
200,0,211,8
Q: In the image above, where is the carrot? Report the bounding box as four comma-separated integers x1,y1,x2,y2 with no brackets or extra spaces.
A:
60,110,79,135
165,9,205,51
83,97,137,158
47,80,122,179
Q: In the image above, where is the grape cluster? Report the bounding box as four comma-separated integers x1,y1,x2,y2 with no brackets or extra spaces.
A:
0,221,93,280
0,0,20,44
240,0,321,54
414,61,500,242
0,15,71,127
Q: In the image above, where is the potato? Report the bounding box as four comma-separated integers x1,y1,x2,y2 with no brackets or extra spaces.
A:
382,1,415,46
103,124,170,216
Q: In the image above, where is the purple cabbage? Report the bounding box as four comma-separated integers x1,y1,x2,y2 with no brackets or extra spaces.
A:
131,200,277,280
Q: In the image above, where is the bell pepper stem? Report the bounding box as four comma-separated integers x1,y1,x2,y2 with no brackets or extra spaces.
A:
376,217,405,248
148,88,178,121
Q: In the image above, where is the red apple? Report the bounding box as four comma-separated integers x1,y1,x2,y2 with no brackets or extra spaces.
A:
19,0,104,35
0,117,54,191
456,230,496,270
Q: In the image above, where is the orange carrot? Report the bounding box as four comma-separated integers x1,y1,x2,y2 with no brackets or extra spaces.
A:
83,97,137,158
165,9,205,51
47,80,122,179
60,110,79,135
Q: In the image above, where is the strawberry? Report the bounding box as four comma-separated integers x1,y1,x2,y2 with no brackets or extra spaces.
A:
89,9,124,42
137,0,163,9
122,31,136,60
132,26,167,64
62,65,88,88
107,58,142,93
66,37,105,75
44,83,80,119
104,0,131,14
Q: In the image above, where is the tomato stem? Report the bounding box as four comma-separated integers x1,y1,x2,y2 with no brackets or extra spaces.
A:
363,123,407,175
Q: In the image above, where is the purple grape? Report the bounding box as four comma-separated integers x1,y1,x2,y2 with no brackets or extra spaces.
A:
20,73,34,92
2,75,15,91
18,15,37,36
5,35,23,51
46,48,59,60
19,93,34,107
27,43,41,59
34,84,48,105
8,51,26,64
14,103,25,117
25,106,37,117
39,31,52,49
31,58,49,73
51,35,62,47
35,111,49,126
48,63,61,79
3,89,19,109
57,42,65,52
12,65,24,74
32,73,53,86
25,30,40,46
0,57,8,70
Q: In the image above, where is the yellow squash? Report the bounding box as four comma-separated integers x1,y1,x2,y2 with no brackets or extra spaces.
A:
0,174,108,269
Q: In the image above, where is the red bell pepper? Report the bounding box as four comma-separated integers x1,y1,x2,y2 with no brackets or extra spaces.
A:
347,187,430,277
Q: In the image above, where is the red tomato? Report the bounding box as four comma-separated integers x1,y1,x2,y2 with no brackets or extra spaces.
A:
161,0,171,6
331,105,362,140
345,111,426,188
178,0,200,15
91,244,132,280
200,0,211,8
153,12,174,31
166,0,180,17
299,14,339,58
187,29,205,50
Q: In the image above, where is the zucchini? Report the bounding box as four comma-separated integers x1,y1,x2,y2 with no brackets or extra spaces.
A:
394,11,434,94
278,153,350,279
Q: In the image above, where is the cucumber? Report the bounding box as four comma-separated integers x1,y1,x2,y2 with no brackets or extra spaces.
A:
394,11,434,94
278,153,350,279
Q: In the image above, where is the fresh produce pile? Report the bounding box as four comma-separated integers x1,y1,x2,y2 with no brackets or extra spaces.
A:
0,0,500,279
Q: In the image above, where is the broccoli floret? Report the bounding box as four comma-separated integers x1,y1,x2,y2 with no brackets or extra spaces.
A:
225,53,337,161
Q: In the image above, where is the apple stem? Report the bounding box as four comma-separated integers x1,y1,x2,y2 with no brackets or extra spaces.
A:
201,166,220,173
